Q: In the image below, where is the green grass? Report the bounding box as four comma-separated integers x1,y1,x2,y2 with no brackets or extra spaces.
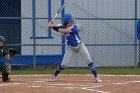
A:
98,67,140,75
11,67,140,75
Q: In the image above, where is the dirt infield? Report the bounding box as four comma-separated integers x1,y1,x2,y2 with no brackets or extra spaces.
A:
0,74,140,93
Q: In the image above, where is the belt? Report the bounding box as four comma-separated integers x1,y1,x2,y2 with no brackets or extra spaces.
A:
68,42,82,46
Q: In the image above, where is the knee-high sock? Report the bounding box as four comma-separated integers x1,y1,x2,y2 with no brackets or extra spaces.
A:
88,62,97,77
54,64,64,76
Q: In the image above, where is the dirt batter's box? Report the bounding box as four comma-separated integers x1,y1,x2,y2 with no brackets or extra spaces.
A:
0,74,140,93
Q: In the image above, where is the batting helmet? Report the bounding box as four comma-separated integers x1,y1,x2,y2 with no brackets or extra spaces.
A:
62,14,75,25
0,36,5,42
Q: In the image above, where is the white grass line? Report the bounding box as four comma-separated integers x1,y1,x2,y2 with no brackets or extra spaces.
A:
103,80,140,85
27,86,42,88
0,84,11,86
48,83,108,93
123,80,140,84
128,81,140,83
48,83,76,86
82,87,109,93
0,83,26,87
34,81,46,82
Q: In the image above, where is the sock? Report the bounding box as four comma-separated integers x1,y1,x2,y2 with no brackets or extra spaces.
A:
91,68,97,77
88,62,98,77
54,64,64,76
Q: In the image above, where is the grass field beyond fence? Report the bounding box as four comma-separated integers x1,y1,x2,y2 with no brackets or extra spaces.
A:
11,67,140,75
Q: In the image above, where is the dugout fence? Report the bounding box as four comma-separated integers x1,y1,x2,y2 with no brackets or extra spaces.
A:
0,0,140,70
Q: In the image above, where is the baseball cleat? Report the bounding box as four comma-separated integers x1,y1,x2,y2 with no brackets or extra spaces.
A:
2,77,12,82
50,75,57,79
95,76,102,83
49,75,58,81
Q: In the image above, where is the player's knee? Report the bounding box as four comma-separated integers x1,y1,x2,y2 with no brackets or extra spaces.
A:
88,62,95,70
6,64,11,73
56,64,65,71
87,58,92,63
61,64,67,69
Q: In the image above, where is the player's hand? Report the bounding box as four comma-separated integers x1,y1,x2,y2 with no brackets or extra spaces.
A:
48,21,53,28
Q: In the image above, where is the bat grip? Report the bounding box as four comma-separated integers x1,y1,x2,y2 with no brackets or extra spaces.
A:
52,14,58,21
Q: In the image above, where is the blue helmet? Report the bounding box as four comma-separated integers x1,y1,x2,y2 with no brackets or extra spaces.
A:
62,14,75,25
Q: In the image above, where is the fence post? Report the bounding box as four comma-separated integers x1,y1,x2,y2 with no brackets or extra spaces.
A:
32,0,36,69
134,0,138,67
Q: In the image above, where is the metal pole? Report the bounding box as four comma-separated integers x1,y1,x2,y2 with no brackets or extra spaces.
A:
61,0,65,56
134,0,138,67
32,0,36,69
139,42,140,66
48,0,52,37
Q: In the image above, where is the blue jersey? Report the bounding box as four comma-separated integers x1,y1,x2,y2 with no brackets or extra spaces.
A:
58,25,81,46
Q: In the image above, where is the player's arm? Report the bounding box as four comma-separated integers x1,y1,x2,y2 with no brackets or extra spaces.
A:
48,21,72,33
58,28,72,33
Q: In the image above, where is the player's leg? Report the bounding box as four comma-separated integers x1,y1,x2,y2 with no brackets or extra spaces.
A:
51,64,64,79
78,45,98,77
88,62,102,83
1,63,12,82
0,62,2,79
78,43,102,83
51,46,75,79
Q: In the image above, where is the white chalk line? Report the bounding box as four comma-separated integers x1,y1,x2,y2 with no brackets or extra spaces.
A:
1,75,140,93
0,83,26,87
113,80,140,85
82,87,109,93
49,83,107,93
0,80,140,93
0,80,108,93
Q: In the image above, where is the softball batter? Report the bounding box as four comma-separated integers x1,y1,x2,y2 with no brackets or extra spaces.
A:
48,14,102,83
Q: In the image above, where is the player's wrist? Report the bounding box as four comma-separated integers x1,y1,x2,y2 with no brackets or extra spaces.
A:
52,26,59,32
50,25,53,28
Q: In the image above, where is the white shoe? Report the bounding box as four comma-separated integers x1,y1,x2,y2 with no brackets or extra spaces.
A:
49,75,58,81
50,75,57,79
95,76,102,83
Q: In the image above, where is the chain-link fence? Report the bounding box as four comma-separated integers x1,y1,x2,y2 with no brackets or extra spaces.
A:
0,0,140,71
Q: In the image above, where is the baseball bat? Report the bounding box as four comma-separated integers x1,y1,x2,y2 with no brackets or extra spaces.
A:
51,2,67,21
